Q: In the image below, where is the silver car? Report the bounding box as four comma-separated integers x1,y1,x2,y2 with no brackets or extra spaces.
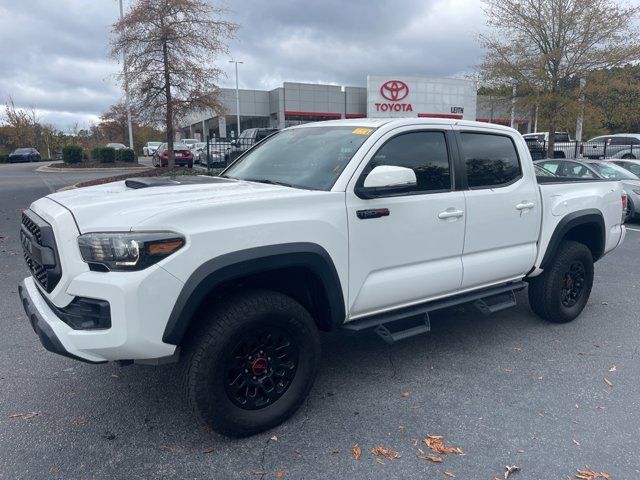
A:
581,134,640,159
535,158,640,221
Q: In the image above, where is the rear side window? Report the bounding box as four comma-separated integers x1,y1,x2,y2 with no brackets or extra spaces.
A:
366,131,451,193
611,136,640,145
460,133,521,188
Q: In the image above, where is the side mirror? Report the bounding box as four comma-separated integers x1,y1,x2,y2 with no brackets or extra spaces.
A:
363,165,417,188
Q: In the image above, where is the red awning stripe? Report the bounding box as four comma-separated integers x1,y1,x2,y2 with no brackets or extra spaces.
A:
284,111,342,118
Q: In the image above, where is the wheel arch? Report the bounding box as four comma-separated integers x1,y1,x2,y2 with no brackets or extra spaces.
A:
539,209,605,270
162,243,346,345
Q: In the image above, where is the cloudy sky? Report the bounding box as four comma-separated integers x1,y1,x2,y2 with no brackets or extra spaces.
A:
0,0,485,130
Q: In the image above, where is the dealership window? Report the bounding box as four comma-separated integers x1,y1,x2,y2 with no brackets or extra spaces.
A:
460,133,521,188
364,131,451,193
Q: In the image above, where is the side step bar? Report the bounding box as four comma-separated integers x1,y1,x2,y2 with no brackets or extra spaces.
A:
343,281,527,344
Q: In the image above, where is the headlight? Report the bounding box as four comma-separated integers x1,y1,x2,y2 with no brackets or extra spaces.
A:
78,232,185,271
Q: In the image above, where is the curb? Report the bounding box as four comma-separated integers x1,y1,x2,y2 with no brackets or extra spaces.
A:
37,164,151,174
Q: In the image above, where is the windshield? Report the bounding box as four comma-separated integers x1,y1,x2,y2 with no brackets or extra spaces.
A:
195,142,207,148
589,162,639,180
222,126,375,190
13,148,30,154
148,142,161,146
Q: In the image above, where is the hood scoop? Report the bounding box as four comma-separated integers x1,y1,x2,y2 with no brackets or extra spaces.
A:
125,175,233,189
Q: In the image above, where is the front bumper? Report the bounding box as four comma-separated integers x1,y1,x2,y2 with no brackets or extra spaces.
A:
18,266,183,363
18,278,104,363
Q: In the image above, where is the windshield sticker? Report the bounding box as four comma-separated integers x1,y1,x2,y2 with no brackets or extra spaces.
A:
352,128,373,135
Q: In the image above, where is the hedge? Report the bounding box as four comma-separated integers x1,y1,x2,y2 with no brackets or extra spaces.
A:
97,147,116,163
62,145,83,164
91,147,101,160
116,148,136,162
0,154,9,163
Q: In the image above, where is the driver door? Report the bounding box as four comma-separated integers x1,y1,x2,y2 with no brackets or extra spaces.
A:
345,126,466,318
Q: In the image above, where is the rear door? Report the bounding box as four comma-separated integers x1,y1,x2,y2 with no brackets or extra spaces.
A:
346,126,466,318
454,128,541,289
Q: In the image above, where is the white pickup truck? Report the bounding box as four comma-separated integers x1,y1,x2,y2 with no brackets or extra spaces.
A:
18,118,626,436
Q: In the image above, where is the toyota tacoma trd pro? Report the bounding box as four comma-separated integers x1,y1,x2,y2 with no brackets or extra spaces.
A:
18,118,626,436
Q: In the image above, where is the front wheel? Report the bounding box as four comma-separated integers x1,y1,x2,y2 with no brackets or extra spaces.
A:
622,154,636,159
182,290,321,437
527,241,594,323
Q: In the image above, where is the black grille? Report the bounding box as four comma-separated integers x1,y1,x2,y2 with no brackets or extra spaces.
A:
20,210,62,293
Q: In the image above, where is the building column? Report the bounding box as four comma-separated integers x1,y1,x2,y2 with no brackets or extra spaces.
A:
218,116,227,138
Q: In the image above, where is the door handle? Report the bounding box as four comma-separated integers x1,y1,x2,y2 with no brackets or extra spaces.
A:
516,201,535,210
438,209,464,219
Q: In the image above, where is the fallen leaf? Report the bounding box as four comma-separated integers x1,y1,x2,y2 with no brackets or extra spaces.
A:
72,418,87,427
417,454,443,463
110,374,119,379
23,412,38,420
537,376,544,381
604,377,613,387
202,447,214,454
370,445,400,460
351,444,361,459
504,465,520,479
250,471,266,477
375,458,385,465
424,435,464,455
275,470,286,478
572,438,581,447
575,465,610,479
444,472,456,478
270,435,278,441
49,466,60,474
411,438,419,447
517,449,525,453
608,365,617,373
401,391,410,398
514,346,522,352
576,404,580,409
161,445,183,454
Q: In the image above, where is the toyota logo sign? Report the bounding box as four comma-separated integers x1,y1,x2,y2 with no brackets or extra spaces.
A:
380,80,409,101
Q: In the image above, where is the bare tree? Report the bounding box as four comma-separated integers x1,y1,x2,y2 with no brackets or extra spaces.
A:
479,0,640,157
111,0,236,167
2,97,40,149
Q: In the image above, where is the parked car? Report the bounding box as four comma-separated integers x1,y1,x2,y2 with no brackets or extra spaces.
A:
152,142,193,167
581,134,640,159
196,141,231,166
143,142,162,156
9,147,41,163
535,158,640,221
522,132,578,159
610,159,640,177
227,128,278,162
18,118,626,437
524,136,546,160
106,143,127,151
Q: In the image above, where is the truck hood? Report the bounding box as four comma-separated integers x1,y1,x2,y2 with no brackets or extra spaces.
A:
46,176,308,232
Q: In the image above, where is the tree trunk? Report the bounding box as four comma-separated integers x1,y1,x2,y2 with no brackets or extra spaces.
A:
547,118,556,159
162,39,175,169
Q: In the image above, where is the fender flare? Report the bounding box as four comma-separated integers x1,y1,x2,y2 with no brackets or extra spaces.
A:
162,242,346,345
539,209,605,270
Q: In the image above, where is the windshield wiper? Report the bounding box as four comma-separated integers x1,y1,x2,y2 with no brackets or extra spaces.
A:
243,178,298,188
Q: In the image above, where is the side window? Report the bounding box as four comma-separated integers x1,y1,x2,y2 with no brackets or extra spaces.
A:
611,137,629,145
365,131,451,194
538,161,560,174
460,133,521,188
562,162,598,178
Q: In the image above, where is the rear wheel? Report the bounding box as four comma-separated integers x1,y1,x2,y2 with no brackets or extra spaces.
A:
622,153,636,159
528,241,594,323
182,290,321,437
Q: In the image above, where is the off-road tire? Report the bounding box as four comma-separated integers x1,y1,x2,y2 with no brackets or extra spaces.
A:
528,240,594,323
182,289,321,437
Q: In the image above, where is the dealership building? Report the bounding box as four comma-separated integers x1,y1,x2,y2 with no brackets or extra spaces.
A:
180,75,530,140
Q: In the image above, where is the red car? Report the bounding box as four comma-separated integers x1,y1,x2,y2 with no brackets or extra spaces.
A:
153,143,193,168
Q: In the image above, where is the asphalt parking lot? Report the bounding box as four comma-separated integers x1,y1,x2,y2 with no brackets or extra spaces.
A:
1,161,639,479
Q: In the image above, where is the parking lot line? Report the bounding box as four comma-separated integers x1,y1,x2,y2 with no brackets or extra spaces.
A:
626,226,640,232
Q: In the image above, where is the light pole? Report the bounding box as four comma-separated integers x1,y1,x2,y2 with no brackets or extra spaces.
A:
119,0,134,150
229,60,243,138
